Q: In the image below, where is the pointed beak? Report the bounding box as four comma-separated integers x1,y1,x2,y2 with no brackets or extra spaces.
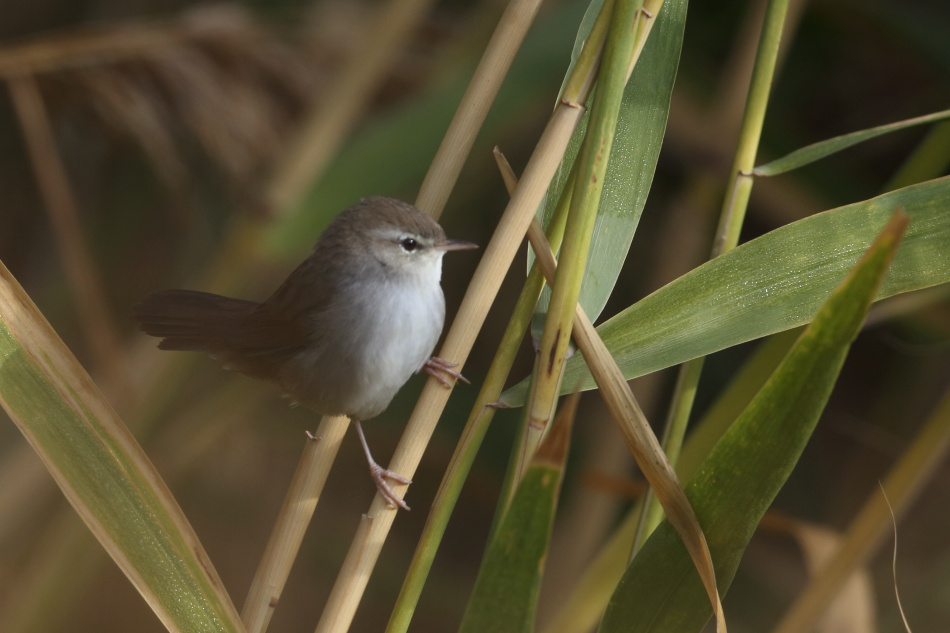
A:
437,239,479,252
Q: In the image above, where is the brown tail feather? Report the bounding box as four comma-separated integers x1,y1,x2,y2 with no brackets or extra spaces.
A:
131,289,259,352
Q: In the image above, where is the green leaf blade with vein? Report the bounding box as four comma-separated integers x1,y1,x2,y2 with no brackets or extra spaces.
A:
753,108,950,177
0,262,244,633
458,404,572,633
533,0,687,332
501,176,950,407
599,212,908,633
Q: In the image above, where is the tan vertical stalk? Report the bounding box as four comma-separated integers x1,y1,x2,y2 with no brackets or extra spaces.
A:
8,74,130,399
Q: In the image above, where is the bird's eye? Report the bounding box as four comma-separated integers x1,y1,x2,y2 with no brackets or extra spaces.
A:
399,237,418,252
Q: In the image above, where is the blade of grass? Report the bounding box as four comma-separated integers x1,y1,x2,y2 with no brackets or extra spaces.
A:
753,108,950,177
599,211,908,633
2,378,268,633
0,260,245,633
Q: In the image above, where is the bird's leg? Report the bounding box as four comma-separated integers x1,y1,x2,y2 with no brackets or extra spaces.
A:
354,419,412,510
423,356,470,387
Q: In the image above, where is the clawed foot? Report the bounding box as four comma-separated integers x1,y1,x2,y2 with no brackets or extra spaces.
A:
354,418,412,511
368,462,413,511
423,356,470,387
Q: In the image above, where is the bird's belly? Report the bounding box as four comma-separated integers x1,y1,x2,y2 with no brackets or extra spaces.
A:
281,283,443,420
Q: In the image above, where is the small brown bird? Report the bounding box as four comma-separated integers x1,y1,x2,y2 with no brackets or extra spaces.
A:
133,196,477,509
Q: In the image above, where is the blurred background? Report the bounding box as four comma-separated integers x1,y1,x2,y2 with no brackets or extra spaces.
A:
0,0,948,631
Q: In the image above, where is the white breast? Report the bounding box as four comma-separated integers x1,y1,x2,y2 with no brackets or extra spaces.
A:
354,253,445,416
282,252,446,420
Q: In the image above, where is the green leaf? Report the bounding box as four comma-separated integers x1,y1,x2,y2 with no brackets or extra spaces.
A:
534,0,687,331
0,262,244,633
753,108,950,177
457,400,573,633
501,176,950,407
598,212,908,633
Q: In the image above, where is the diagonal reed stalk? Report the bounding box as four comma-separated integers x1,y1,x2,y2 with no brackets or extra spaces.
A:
415,0,547,219
382,146,575,633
